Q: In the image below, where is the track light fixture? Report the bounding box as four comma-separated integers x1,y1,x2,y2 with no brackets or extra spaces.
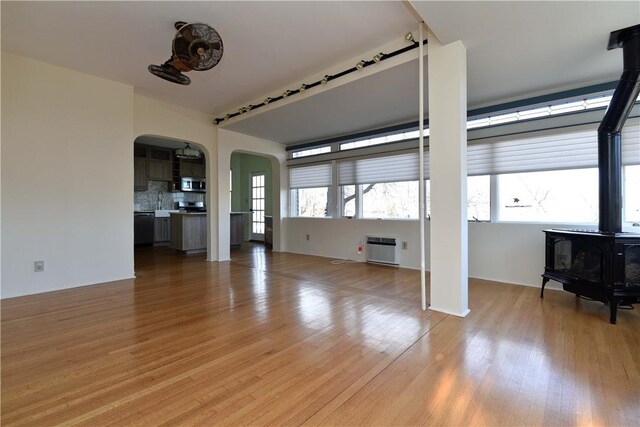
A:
213,31,428,124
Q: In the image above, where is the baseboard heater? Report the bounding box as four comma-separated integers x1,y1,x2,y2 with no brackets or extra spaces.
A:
366,236,399,266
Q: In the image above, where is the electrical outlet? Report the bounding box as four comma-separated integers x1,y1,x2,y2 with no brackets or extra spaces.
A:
402,241,408,250
34,260,45,272
306,234,310,241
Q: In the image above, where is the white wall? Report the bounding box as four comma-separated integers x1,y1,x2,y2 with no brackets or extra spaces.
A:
133,94,218,261
217,128,287,261
1,52,135,298
285,218,430,269
285,217,565,290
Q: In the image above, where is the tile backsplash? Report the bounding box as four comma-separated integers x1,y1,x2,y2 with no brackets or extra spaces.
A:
134,180,205,211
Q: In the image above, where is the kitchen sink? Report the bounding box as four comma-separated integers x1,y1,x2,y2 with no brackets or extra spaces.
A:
154,210,179,218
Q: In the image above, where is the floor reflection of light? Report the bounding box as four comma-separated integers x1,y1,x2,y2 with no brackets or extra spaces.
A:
251,268,269,322
296,286,331,330
251,248,267,271
359,306,422,348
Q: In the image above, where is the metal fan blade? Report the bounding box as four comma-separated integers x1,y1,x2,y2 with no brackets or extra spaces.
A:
148,63,191,85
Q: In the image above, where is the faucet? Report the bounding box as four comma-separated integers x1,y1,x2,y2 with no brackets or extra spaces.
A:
157,191,163,210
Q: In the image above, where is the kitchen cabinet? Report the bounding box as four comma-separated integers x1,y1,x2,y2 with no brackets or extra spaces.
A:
134,157,148,191
170,213,207,253
154,217,170,243
148,159,172,181
180,159,206,178
148,148,172,181
230,213,244,248
264,215,273,249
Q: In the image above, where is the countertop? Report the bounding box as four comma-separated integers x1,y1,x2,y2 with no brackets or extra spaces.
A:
170,211,207,216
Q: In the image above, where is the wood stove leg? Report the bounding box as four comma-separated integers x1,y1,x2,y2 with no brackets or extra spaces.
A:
609,298,619,325
540,277,550,298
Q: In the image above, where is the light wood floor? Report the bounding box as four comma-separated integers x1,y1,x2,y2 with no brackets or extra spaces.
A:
2,244,639,426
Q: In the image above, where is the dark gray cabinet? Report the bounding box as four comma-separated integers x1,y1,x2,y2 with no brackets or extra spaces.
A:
134,157,148,192
154,217,170,243
180,159,206,178
148,159,172,181
230,213,244,248
148,148,172,181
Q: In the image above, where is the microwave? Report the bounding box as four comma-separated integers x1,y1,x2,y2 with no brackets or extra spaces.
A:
181,177,206,193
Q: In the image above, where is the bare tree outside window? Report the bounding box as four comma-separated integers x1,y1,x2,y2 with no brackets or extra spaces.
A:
295,187,329,217
497,168,599,222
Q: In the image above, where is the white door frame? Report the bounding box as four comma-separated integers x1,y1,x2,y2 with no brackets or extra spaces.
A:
250,171,266,241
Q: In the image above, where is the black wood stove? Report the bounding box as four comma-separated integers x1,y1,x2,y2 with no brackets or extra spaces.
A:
541,25,640,324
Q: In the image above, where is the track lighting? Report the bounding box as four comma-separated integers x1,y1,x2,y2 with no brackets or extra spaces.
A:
213,31,428,125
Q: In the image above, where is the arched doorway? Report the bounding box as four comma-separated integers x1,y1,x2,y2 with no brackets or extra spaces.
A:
229,151,274,256
133,135,210,270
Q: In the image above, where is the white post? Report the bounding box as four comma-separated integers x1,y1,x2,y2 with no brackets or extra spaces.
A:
427,29,470,317
418,23,427,311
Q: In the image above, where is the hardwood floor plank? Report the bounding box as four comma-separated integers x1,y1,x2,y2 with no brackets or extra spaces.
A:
2,244,639,426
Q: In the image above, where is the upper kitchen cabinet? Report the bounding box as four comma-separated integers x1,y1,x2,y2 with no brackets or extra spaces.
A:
180,157,206,178
134,146,148,192
147,148,172,181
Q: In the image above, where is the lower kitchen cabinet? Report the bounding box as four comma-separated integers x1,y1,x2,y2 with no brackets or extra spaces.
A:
154,217,170,243
230,213,244,248
170,213,207,253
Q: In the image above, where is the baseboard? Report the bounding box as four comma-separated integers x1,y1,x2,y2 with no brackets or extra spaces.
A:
429,306,471,318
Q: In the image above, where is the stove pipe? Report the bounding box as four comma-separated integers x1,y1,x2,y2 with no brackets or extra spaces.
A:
598,24,640,233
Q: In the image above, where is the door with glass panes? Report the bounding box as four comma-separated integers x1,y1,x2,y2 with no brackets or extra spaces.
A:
250,172,265,241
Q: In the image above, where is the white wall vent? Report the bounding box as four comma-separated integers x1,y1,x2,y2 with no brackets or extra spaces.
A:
366,236,399,266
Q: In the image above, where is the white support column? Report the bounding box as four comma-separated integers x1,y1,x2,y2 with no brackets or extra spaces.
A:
418,22,427,311
427,29,470,317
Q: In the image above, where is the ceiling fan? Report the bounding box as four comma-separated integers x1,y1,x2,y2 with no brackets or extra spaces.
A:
148,21,223,85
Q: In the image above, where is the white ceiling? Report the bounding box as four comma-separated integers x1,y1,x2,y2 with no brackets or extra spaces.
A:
224,59,425,144
2,1,639,146
0,1,415,114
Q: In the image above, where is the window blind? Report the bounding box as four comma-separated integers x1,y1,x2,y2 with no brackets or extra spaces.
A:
338,151,430,185
467,121,639,176
622,122,640,166
289,163,332,189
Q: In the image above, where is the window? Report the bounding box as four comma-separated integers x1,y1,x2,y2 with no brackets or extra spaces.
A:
497,168,599,223
424,176,491,221
625,165,640,223
292,187,330,217
288,105,638,224
292,146,331,158
289,163,332,217
467,175,491,221
341,185,356,217
361,181,419,219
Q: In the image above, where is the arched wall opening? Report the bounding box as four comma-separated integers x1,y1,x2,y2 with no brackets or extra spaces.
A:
229,151,274,253
217,128,287,261
133,134,214,264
